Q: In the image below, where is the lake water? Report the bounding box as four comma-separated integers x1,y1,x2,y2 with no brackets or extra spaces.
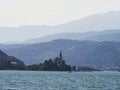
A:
0,71,120,90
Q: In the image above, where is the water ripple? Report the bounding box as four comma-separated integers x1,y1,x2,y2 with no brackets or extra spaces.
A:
0,71,120,90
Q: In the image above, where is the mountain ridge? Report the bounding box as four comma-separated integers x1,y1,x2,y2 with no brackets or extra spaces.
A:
2,39,120,70
25,29,120,43
1,11,120,43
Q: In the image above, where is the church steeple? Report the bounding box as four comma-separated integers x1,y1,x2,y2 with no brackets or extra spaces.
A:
59,50,63,60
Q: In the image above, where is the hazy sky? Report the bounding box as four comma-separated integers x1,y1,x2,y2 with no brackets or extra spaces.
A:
0,0,120,27
0,0,120,43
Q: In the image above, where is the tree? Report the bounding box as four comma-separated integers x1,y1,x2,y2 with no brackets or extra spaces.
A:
72,66,76,71
26,51,72,71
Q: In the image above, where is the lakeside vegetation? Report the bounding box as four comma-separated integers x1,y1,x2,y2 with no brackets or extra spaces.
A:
26,51,99,71
0,50,98,71
26,51,72,71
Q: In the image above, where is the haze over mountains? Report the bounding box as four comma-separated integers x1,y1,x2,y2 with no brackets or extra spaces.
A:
0,11,120,70
26,30,120,43
0,11,120,43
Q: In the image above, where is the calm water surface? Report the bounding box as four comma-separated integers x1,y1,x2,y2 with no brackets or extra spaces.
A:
0,71,120,90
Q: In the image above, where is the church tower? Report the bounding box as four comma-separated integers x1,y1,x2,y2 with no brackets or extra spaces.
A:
59,50,63,60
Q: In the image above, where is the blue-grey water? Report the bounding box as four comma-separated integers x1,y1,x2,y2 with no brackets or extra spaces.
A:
0,71,120,90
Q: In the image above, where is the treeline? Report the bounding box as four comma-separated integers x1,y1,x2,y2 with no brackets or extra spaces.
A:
0,50,25,70
0,60,25,70
25,52,98,71
26,58,73,71
0,50,98,71
26,52,76,71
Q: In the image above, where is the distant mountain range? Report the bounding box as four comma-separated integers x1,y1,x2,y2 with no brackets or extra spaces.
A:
1,39,120,70
1,11,120,70
1,11,120,43
26,30,120,43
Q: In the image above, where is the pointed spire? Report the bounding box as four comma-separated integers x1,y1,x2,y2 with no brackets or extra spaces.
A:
59,50,63,60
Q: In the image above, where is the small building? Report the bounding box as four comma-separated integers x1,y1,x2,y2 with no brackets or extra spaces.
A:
11,61,17,65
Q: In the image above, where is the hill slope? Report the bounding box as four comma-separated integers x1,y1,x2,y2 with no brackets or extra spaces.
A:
0,50,25,70
2,40,120,70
